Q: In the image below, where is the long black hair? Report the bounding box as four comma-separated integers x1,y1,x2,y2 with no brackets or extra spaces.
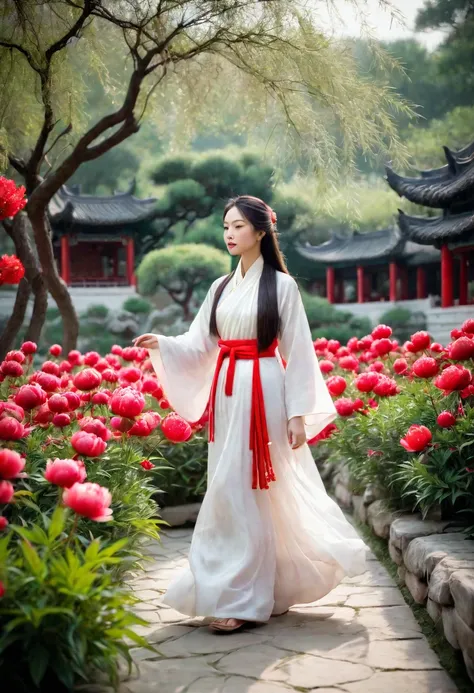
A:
209,195,289,352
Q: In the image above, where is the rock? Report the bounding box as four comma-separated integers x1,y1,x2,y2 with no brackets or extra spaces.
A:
450,569,474,629
405,570,428,604
389,541,403,566
403,534,474,578
320,459,336,481
367,500,397,539
454,610,474,682
362,483,383,506
427,597,442,623
389,517,453,553
441,606,460,649
160,503,202,527
428,559,474,606
334,481,352,509
352,495,367,524
397,565,406,585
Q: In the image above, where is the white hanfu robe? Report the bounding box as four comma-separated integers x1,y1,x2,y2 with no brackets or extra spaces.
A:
149,254,367,622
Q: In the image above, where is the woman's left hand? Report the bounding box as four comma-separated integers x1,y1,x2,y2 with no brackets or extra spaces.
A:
288,416,306,450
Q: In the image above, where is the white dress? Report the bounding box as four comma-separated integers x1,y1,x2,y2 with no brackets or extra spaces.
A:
149,254,367,622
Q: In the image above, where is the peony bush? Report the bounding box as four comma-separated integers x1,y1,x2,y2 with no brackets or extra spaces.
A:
311,320,474,533
0,339,206,690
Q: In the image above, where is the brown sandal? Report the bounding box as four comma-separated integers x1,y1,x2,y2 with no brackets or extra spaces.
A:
209,618,257,634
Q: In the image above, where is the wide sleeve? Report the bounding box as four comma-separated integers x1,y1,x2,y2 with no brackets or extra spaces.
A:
277,276,337,440
148,281,220,423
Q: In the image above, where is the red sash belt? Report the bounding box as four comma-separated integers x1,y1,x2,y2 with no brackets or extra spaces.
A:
208,338,278,490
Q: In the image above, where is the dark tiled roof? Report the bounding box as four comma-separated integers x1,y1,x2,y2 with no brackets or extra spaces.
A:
49,182,157,227
420,141,474,178
296,227,404,266
398,209,474,246
385,154,474,208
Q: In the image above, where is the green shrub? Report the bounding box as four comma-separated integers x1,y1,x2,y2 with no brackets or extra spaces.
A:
85,304,109,319
122,296,153,315
380,306,426,343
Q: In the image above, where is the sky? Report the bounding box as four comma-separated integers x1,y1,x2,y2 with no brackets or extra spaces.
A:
316,0,446,50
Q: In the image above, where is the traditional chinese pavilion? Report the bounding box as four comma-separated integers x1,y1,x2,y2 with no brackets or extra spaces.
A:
49,181,157,287
297,139,474,318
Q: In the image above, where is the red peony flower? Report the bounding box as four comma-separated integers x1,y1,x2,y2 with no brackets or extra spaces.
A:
393,358,408,375
400,425,432,452
45,458,86,488
6,350,25,364
319,360,334,374
34,371,60,392
110,416,134,433
313,338,328,353
0,449,25,479
373,375,398,397
159,397,171,409
47,393,70,413
371,338,393,357
451,328,463,340
91,391,110,405
63,391,81,411
410,331,431,352
161,413,192,442
449,337,474,361
0,516,8,530
0,176,27,220
109,386,145,418
102,368,119,383
49,344,62,357
41,360,61,377
461,384,474,399
0,254,25,285
368,361,385,373
335,398,355,417
128,411,161,437
347,337,360,352
0,579,5,596
63,482,113,522
0,401,24,422
461,318,474,335
119,366,142,384
412,356,439,379
354,371,379,393
71,430,107,457
430,342,444,353
434,365,472,393
73,368,102,391
21,341,37,355
339,355,359,372
111,345,123,356
437,411,456,429
34,403,54,425
140,459,154,470
53,413,72,428
0,416,25,440
372,324,392,339
326,376,347,397
327,340,340,354
0,480,14,503
1,360,23,377
83,351,101,367
121,346,139,362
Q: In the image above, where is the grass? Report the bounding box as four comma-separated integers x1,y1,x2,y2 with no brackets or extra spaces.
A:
352,517,473,693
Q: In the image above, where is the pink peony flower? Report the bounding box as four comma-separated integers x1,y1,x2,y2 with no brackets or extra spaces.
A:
1,360,23,377
52,413,72,428
0,449,25,479
400,425,432,452
63,482,113,522
47,393,70,413
0,416,25,440
45,458,87,488
41,360,61,376
79,416,112,441
73,368,102,391
15,383,47,410
34,371,60,392
71,430,107,457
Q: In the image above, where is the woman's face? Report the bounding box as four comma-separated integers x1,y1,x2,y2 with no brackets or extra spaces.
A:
223,206,263,256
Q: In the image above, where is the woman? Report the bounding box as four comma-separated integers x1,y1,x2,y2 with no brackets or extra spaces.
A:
134,195,367,634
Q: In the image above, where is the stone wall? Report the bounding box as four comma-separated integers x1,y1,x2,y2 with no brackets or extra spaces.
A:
330,462,474,683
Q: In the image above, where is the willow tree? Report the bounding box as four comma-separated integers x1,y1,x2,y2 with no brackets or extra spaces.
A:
0,0,412,352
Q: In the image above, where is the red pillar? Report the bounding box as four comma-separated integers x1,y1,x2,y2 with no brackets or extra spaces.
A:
60,235,70,285
400,267,409,300
126,237,135,286
441,245,454,308
459,254,468,306
389,262,398,302
326,267,335,304
357,266,365,304
416,266,427,299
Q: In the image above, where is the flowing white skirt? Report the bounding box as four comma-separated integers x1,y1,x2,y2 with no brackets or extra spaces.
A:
161,356,368,622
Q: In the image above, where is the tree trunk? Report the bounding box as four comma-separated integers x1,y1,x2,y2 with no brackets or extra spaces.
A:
28,209,79,352
0,278,31,360
0,212,48,356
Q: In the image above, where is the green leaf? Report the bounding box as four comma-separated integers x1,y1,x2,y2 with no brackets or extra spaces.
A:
28,643,49,687
48,506,66,542
20,541,43,577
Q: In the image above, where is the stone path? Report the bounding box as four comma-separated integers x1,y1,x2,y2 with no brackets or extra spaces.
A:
118,528,460,693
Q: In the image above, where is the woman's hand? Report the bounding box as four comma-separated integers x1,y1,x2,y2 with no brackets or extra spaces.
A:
133,333,159,350
288,416,306,450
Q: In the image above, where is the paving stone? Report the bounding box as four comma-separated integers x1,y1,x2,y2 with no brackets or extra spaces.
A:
186,676,296,693
353,605,423,640
341,669,459,693
267,653,373,688
345,587,406,608
158,627,271,656
121,656,218,693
